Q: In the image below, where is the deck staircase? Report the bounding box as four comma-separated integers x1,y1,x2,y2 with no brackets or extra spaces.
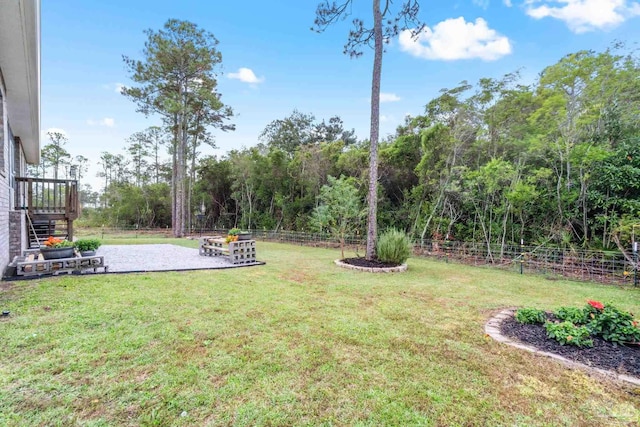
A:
15,177,79,248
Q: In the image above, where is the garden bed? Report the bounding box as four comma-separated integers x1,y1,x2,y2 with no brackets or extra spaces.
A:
500,315,640,377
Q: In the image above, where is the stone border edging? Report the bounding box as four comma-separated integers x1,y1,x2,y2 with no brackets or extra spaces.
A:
334,259,408,273
485,309,640,387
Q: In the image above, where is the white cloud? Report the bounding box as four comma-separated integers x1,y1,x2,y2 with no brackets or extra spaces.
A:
103,83,127,93
228,67,264,84
380,92,401,102
525,0,640,33
87,118,115,127
473,0,491,8
504,0,513,6
399,17,512,61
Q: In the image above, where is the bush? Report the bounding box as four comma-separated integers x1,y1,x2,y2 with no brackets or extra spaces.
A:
545,321,593,347
555,306,588,324
376,229,411,265
587,304,640,345
525,300,640,347
515,308,546,325
74,238,102,252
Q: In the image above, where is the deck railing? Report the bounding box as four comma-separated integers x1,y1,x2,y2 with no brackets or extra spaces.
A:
15,177,79,219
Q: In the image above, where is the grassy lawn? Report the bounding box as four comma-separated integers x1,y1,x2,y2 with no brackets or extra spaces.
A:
1,240,639,426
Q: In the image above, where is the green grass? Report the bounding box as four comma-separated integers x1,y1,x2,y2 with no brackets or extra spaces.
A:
1,240,639,426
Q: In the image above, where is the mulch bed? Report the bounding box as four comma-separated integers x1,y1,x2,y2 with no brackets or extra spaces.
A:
500,315,640,378
341,258,401,268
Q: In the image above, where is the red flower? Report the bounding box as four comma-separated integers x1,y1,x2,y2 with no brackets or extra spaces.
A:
587,300,604,310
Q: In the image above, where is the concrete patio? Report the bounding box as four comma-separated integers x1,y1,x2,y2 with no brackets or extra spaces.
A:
97,244,264,273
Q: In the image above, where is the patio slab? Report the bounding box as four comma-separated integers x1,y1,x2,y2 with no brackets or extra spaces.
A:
96,244,263,273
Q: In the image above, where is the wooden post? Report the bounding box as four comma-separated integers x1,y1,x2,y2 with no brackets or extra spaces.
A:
67,219,74,242
27,178,33,215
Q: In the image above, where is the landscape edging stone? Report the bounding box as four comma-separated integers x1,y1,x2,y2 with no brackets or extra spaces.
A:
485,308,640,387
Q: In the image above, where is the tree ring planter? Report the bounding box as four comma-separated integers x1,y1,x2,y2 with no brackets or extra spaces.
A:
80,250,96,257
40,247,75,260
334,259,408,273
237,233,252,241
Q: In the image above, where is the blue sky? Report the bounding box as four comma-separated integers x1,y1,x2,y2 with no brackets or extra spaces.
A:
41,0,640,190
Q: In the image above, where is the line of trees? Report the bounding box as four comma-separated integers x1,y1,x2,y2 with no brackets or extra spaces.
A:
75,30,639,254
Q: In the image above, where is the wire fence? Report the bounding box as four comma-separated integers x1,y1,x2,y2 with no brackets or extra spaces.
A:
82,226,639,286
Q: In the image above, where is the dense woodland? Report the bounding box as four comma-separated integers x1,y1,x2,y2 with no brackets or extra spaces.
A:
35,47,640,252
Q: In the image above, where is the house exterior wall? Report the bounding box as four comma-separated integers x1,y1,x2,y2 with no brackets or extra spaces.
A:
0,0,41,275
0,67,10,271
9,211,25,261
9,137,27,262
0,67,30,272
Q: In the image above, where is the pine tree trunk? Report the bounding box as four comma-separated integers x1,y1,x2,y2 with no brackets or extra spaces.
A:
176,106,187,238
366,0,383,260
171,115,178,236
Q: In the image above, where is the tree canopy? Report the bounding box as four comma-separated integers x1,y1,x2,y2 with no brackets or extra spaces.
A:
122,19,234,237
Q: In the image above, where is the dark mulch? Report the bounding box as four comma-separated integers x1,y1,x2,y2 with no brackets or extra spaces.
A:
341,257,401,268
500,315,640,378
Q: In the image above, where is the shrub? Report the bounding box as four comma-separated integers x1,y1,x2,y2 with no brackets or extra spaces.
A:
555,306,588,324
376,229,411,265
515,308,546,325
74,238,102,252
587,304,640,345
545,321,593,347
228,228,241,236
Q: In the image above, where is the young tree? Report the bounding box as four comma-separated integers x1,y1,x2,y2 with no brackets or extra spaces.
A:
311,175,364,259
122,19,234,237
313,1,424,259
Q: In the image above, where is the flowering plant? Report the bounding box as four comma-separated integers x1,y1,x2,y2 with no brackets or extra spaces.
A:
42,236,74,248
587,300,604,310
516,299,640,347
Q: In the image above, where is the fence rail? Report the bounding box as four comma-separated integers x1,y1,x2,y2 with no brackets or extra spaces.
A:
81,226,638,286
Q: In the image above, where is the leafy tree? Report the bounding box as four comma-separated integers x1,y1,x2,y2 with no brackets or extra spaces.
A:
122,19,234,237
42,131,71,180
126,132,151,187
70,155,89,182
260,110,316,155
313,115,357,145
311,175,364,258
196,155,235,228
313,0,424,260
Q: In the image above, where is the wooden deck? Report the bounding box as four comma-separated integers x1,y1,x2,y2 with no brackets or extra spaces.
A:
15,177,79,244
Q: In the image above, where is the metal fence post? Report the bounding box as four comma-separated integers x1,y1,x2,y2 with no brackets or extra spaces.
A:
634,241,638,287
520,239,524,274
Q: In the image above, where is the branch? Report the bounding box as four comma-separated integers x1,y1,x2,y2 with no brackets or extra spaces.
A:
613,234,637,268
313,0,425,58
312,1,354,33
